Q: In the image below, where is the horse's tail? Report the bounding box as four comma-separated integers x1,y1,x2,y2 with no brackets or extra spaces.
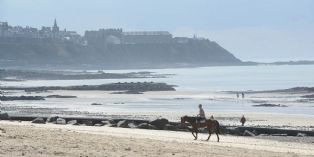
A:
215,120,220,134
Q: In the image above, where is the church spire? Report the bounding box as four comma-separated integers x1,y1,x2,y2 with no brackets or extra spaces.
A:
52,18,59,32
53,18,57,27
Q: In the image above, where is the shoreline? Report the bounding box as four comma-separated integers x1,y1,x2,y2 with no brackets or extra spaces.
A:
1,89,314,129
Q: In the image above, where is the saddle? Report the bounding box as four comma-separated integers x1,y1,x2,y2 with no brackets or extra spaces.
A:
196,117,206,124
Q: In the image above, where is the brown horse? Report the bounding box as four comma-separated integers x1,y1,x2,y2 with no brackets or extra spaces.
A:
181,115,220,142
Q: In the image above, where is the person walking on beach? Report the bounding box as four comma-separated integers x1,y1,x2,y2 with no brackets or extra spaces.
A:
241,92,245,99
197,104,206,126
236,92,239,99
240,115,246,126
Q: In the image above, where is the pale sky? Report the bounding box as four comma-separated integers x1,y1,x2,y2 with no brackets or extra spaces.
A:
0,0,313,62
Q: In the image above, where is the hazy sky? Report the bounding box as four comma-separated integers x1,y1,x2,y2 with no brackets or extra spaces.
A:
1,0,313,62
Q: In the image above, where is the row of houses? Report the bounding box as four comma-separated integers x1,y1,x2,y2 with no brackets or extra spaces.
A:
0,19,204,46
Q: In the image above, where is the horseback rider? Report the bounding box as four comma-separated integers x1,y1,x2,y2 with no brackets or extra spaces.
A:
197,104,206,125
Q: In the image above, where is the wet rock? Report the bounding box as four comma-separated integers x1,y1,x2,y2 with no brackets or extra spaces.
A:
128,123,137,128
301,94,314,98
56,118,66,125
0,113,10,120
149,118,169,129
91,103,102,106
0,96,45,101
163,124,178,131
32,117,45,124
81,120,93,126
252,104,288,107
117,120,129,128
67,120,79,125
243,130,255,136
271,134,287,136
46,95,77,98
46,116,59,123
94,123,104,127
137,123,157,130
297,133,307,137
110,123,117,127
100,120,112,126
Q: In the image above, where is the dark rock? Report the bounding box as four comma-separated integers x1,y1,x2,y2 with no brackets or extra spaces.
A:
252,104,288,107
94,123,104,127
110,123,117,127
91,103,102,105
56,118,66,125
108,119,117,124
297,133,307,137
163,124,179,131
2,82,176,93
149,118,169,129
271,134,287,136
0,96,45,101
67,120,79,125
32,117,45,124
137,123,157,130
100,120,112,126
301,94,314,98
128,123,137,128
243,130,255,136
111,90,144,94
46,116,59,123
46,95,77,98
117,120,129,128
0,113,10,120
137,123,149,129
81,120,93,126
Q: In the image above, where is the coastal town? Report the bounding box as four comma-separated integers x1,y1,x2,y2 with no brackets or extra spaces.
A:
0,19,205,46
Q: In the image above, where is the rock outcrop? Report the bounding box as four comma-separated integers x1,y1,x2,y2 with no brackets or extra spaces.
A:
32,117,45,124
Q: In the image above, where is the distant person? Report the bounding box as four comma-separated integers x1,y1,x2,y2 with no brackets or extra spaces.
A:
236,92,239,99
197,104,206,125
241,92,245,99
210,115,214,120
240,115,246,126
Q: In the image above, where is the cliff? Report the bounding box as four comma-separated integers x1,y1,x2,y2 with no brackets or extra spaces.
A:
0,37,241,69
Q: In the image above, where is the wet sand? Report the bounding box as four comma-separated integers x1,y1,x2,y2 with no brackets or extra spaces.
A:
1,90,314,130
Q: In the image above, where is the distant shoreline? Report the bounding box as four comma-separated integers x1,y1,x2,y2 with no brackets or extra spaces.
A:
1,60,314,71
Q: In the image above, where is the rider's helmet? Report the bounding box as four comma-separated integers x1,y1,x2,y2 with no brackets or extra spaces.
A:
198,104,202,108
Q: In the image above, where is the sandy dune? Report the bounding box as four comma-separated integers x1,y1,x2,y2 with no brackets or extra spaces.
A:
0,121,313,157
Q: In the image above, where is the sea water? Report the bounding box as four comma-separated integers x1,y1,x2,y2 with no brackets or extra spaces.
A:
2,65,314,91
1,65,314,116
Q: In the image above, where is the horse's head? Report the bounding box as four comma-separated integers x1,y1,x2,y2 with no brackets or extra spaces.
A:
180,115,187,125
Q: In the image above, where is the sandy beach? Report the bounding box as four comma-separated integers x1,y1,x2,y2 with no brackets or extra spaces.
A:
0,121,313,157
1,67,314,156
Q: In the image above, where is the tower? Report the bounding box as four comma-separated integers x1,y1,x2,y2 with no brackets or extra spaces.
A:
52,18,59,33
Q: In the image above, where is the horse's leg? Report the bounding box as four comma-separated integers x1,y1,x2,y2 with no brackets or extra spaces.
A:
191,130,196,139
195,128,198,140
206,133,211,141
191,127,197,139
216,132,220,142
206,123,211,141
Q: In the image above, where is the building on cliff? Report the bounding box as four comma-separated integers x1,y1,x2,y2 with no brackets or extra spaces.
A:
0,19,82,44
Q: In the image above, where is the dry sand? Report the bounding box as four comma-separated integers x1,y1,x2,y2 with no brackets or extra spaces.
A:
0,121,313,157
